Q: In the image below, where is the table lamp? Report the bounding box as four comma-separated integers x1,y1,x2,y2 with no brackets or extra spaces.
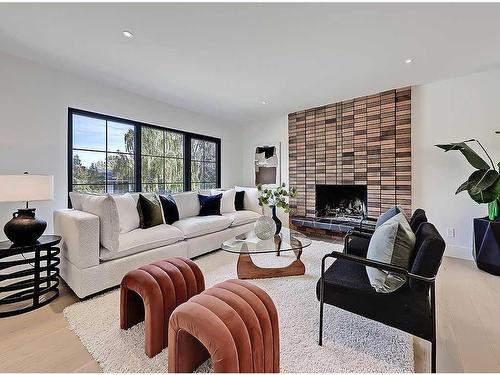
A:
0,173,54,245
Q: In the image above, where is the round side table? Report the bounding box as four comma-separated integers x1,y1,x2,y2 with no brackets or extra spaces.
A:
0,235,61,318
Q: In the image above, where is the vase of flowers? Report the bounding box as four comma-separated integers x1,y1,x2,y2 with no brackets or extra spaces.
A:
257,183,297,235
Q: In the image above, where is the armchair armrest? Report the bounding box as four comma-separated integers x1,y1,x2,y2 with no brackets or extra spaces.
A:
54,209,100,269
343,230,372,254
321,251,436,283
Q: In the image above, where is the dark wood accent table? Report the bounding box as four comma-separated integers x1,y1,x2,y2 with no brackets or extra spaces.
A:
222,229,311,279
0,235,61,318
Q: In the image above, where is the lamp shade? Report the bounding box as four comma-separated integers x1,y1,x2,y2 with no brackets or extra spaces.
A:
0,175,54,203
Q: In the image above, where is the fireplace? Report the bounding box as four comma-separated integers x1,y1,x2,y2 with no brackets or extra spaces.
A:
315,184,367,221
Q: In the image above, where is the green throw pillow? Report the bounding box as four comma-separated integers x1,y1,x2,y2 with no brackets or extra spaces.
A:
137,194,163,229
366,212,416,293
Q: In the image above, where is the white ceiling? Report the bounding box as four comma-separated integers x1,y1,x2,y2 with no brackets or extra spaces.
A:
1,3,500,125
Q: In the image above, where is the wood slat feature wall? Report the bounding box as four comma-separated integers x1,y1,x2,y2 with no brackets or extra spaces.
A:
288,87,411,220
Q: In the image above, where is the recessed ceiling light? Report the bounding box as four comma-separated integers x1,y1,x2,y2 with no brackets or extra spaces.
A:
261,100,267,105
405,58,414,64
122,30,134,38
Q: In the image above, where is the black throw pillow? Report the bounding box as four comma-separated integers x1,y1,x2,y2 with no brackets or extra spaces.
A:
198,193,222,216
235,190,245,211
137,194,163,229
159,194,180,225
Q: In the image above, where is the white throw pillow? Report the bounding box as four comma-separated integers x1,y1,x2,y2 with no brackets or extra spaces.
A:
235,186,262,214
211,188,236,213
80,194,120,252
172,191,200,219
69,192,83,210
111,193,140,233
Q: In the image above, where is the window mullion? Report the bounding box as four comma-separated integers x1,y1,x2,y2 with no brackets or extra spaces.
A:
185,135,191,191
135,124,142,192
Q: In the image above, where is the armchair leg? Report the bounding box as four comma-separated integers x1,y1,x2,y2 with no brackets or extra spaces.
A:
319,257,326,346
431,283,437,373
431,339,436,373
319,294,324,346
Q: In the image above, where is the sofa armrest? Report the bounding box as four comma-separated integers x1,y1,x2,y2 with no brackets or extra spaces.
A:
54,209,100,269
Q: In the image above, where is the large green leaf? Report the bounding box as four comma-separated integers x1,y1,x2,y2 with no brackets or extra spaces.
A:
436,142,490,170
467,169,499,196
469,177,500,203
455,180,469,195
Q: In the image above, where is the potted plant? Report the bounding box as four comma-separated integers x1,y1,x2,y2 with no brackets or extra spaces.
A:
436,133,500,274
436,136,499,220
257,183,297,235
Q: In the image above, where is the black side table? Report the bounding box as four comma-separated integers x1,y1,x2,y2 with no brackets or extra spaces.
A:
0,235,61,318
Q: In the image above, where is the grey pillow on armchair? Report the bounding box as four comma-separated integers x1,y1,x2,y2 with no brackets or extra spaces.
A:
375,204,405,228
366,212,416,293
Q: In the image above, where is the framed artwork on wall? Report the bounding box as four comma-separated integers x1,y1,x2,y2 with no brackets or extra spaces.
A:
254,142,281,187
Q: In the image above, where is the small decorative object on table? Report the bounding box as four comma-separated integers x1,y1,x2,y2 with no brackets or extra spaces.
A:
436,133,500,274
0,173,54,245
257,182,297,235
0,235,61,317
254,216,276,240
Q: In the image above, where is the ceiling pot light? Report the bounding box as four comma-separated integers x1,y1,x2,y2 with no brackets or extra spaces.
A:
261,101,267,105
122,30,134,38
405,58,414,64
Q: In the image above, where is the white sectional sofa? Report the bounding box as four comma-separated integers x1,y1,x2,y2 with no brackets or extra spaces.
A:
54,188,261,298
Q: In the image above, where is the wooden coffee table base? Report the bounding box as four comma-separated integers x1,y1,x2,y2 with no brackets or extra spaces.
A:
237,250,305,279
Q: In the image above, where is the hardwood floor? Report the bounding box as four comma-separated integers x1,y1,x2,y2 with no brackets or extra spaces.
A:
1,256,500,373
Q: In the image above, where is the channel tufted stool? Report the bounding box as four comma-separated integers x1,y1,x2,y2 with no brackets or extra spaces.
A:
168,279,280,373
120,257,205,358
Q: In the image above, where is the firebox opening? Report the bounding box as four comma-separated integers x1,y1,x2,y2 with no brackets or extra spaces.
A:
315,184,367,221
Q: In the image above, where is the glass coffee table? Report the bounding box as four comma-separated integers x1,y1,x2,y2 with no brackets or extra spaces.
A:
221,228,312,279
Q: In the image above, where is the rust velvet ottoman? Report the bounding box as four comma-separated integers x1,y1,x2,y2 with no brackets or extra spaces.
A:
120,257,205,358
168,279,280,373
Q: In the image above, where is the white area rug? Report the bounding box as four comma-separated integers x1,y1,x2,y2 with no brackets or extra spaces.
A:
64,239,414,372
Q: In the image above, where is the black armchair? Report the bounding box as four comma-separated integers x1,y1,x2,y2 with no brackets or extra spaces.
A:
317,221,445,373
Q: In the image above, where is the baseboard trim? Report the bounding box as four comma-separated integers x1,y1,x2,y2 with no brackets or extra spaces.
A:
444,244,473,260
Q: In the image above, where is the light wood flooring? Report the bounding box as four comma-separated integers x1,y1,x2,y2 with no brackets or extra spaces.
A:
1,256,500,373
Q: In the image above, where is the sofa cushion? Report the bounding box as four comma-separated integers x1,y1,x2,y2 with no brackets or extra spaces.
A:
211,189,237,213
69,191,84,210
235,191,245,211
99,224,185,261
223,210,261,227
80,193,119,252
159,194,180,225
235,186,262,214
173,191,200,219
112,193,140,233
198,193,222,216
137,194,163,229
172,215,232,238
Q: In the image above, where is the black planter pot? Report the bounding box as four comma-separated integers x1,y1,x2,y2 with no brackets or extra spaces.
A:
473,217,500,275
271,205,282,235
4,208,47,245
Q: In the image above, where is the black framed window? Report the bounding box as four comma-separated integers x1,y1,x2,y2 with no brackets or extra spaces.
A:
68,108,220,196
190,138,218,190
141,126,184,193
71,114,136,194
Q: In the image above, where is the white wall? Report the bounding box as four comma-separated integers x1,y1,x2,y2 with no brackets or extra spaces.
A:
412,68,500,259
0,51,243,241
241,115,290,225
